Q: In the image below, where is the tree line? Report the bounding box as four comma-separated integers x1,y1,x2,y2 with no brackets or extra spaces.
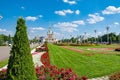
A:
0,34,13,46
60,32,120,44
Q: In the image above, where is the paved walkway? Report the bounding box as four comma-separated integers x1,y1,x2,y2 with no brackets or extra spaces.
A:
0,46,10,61
0,43,39,61
0,44,44,71
88,76,109,80
32,52,44,67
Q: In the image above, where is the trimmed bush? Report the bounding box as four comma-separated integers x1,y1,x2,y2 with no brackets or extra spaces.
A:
115,48,120,51
6,18,36,80
0,69,6,80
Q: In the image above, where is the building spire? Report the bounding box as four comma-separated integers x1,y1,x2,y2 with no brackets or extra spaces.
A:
47,23,53,34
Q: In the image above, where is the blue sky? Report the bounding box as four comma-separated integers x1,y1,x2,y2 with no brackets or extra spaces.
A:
0,0,120,39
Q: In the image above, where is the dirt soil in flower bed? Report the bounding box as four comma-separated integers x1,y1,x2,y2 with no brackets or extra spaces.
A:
62,46,94,56
62,46,120,55
89,48,114,51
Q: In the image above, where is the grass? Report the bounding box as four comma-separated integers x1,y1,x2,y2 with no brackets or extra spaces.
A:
0,59,8,68
48,44,120,78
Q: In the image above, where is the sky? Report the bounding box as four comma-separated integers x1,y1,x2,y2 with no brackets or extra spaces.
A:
0,0,120,39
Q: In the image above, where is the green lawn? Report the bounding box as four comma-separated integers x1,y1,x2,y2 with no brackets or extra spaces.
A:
48,44,120,78
0,59,8,68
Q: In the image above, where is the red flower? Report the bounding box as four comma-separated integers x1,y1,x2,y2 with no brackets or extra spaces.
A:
50,73,54,77
70,78,75,80
82,76,87,80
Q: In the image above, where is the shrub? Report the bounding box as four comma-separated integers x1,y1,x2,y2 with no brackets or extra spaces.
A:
36,47,46,52
56,43,69,46
36,44,49,52
6,17,36,80
0,69,7,80
115,48,120,51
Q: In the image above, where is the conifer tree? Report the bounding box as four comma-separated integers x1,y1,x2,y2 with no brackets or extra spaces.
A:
7,17,36,80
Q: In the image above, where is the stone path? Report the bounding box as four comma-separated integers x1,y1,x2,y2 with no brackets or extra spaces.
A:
88,76,109,80
32,52,44,67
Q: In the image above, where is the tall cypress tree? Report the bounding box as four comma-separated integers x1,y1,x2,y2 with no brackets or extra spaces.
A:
7,17,36,80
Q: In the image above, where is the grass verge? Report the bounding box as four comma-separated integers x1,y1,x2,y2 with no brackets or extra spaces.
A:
0,59,8,68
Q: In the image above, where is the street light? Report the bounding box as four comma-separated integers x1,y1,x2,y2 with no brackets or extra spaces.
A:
106,26,110,44
94,30,97,43
118,33,120,44
84,32,86,43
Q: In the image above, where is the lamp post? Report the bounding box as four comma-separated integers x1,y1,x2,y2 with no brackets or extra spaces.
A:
118,33,120,44
94,30,97,43
106,26,110,44
70,35,72,43
84,32,86,44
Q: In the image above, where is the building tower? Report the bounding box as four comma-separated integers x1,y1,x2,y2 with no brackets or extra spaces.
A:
46,27,55,43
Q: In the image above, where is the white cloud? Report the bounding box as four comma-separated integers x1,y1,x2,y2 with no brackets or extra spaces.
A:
55,11,66,16
31,27,45,31
21,6,25,10
64,9,73,14
53,20,85,32
0,15,3,20
0,28,13,36
72,20,85,25
0,28,6,32
114,22,119,25
87,13,104,24
98,32,102,35
54,22,78,32
54,32,65,40
55,9,73,16
75,10,80,15
25,15,43,21
53,20,85,33
63,0,76,5
55,9,81,16
102,6,120,15
25,16,38,21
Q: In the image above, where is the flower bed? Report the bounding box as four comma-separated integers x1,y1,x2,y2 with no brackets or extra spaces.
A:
89,48,114,51
41,52,50,67
109,72,120,80
35,65,85,80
